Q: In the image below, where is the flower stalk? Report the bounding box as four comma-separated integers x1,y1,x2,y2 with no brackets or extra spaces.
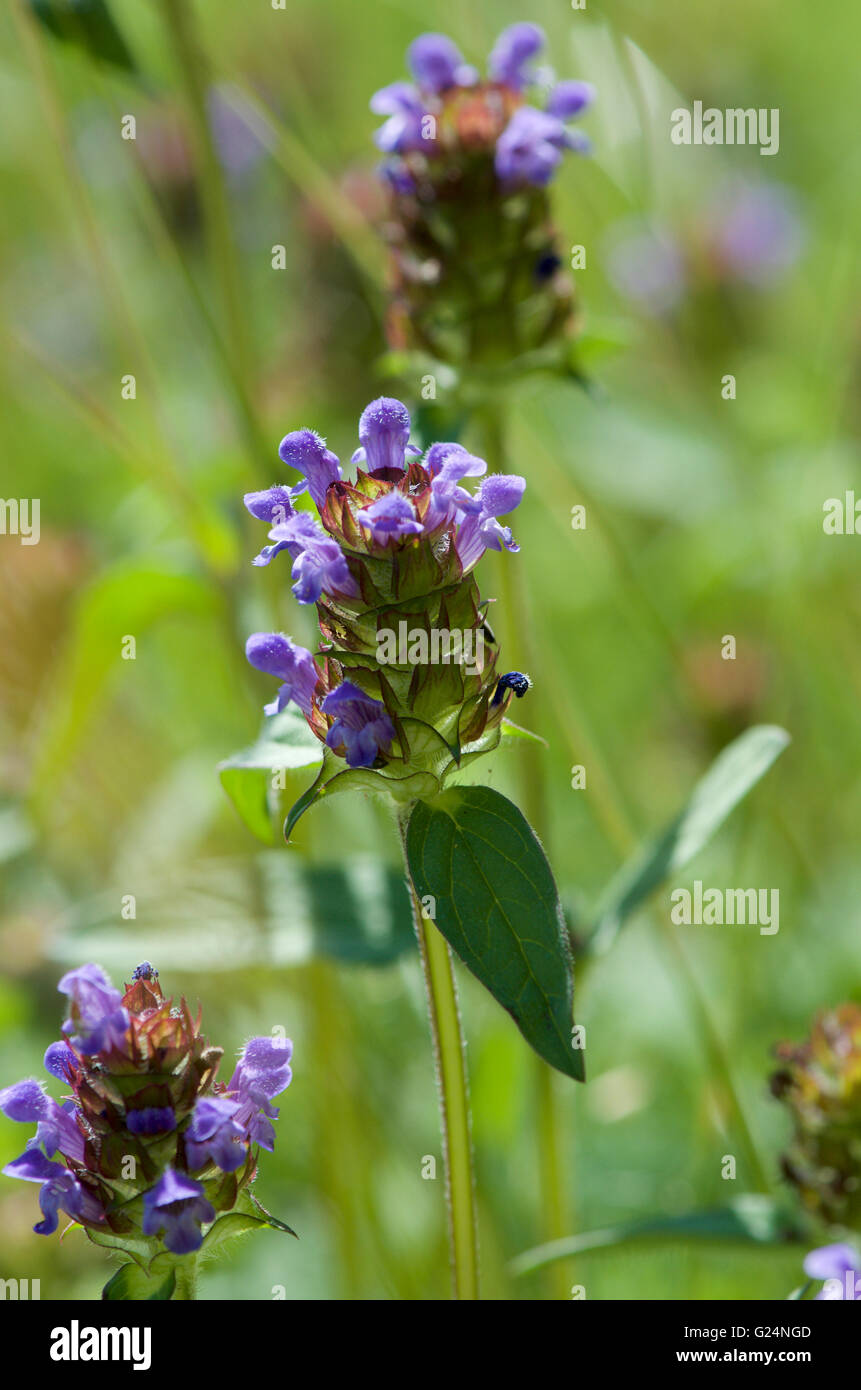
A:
397,805,479,1300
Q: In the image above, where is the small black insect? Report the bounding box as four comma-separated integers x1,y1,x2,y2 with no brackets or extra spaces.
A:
491,671,532,706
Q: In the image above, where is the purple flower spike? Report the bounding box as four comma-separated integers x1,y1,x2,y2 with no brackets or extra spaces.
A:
496,107,572,187
57,964,129,1057
0,1079,85,1162
370,82,428,154
142,1168,215,1256
356,491,424,546
245,632,320,717
185,1096,246,1173
355,397,414,473
408,34,476,93
488,22,545,91
3,1149,104,1236
321,682,395,769
804,1243,861,1300
546,80,595,119
278,428,342,510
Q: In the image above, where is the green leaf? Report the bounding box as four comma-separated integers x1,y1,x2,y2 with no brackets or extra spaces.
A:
219,707,325,844
31,0,139,74
201,1192,297,1251
199,1212,270,1252
406,786,582,1081
501,718,548,747
102,1261,176,1301
591,725,791,954
509,1196,807,1277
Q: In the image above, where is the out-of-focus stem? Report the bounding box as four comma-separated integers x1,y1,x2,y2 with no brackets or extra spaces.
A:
158,0,268,470
397,807,479,1300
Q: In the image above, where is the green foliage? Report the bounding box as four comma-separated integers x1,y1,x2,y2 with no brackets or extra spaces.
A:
510,1195,808,1276
591,726,791,953
407,787,583,1081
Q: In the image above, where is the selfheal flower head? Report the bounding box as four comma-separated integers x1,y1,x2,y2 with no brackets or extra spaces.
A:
239,401,532,809
772,1004,861,1225
1,963,295,1282
371,27,595,366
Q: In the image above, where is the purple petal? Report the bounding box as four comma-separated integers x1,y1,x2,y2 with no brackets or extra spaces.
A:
488,22,545,90
356,491,424,545
408,34,472,93
278,429,342,510
546,80,595,119
321,681,395,769
243,486,298,525
245,633,319,717
357,397,413,472
478,473,526,517
804,1243,859,1282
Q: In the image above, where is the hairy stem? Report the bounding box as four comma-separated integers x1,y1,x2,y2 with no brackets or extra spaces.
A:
172,1258,198,1301
397,806,479,1299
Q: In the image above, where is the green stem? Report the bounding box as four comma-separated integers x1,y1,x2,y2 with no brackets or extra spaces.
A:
397,807,479,1299
172,1258,198,1300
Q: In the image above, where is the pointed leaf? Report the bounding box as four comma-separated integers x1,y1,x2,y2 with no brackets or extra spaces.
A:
509,1195,807,1277
406,786,582,1081
591,725,791,954
102,1261,176,1301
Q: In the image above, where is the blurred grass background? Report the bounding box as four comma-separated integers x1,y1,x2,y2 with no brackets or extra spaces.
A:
0,0,858,1299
